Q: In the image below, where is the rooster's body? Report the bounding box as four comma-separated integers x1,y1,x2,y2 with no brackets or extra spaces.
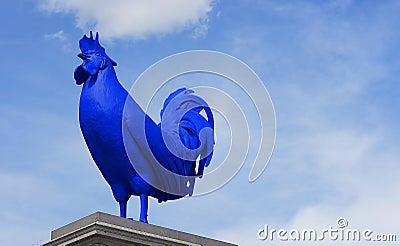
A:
73,32,214,223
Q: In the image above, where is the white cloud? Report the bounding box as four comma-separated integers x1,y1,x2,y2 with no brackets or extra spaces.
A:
44,30,67,41
43,30,74,53
40,0,214,39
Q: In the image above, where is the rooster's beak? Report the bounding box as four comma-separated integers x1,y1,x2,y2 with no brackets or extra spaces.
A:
78,53,90,60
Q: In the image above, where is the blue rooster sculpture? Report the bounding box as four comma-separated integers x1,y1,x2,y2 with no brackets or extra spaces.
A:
73,32,214,223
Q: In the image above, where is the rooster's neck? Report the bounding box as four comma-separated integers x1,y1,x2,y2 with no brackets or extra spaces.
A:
93,65,120,88
81,64,128,110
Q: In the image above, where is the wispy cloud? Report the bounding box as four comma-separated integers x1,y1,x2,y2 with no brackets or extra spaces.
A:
212,1,400,245
43,30,73,53
44,30,67,41
39,0,214,40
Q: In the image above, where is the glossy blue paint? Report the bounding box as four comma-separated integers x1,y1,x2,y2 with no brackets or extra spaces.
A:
74,32,214,223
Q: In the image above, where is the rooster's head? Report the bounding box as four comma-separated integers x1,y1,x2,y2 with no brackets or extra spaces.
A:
74,31,117,85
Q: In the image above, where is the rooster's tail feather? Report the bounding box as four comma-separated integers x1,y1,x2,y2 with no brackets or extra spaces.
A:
160,88,214,178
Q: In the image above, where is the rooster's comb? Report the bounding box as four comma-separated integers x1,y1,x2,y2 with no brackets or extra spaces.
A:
79,31,104,53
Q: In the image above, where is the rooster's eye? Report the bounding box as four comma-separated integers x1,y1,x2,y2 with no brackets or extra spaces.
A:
95,52,100,56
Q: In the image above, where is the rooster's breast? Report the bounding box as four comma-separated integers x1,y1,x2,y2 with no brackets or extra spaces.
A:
78,81,136,184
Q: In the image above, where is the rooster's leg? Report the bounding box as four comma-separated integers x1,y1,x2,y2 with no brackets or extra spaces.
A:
139,194,148,223
119,201,127,218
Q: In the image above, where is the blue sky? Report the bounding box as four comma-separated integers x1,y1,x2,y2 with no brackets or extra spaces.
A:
1,0,400,245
